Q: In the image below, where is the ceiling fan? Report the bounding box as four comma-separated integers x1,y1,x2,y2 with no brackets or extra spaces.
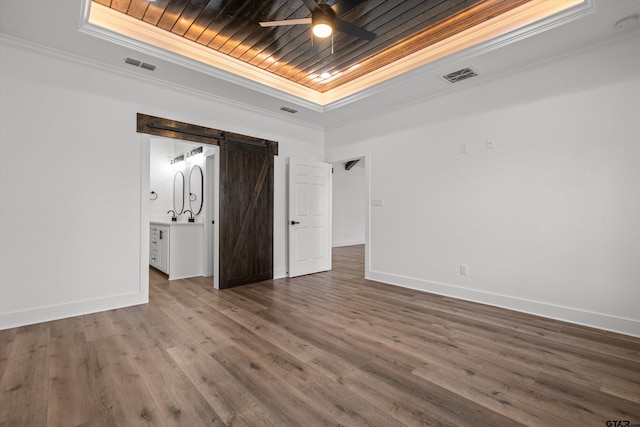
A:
259,0,376,42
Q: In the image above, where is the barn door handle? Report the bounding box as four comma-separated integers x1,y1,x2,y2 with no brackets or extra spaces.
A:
290,221,300,225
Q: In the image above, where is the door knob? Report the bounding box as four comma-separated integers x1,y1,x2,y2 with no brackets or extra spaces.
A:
290,220,300,225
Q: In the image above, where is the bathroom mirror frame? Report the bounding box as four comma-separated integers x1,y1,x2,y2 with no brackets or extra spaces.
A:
189,165,204,215
173,171,185,215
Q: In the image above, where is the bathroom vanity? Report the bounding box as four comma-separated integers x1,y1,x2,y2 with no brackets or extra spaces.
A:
150,221,203,280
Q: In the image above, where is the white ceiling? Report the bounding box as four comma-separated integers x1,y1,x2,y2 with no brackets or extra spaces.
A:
1,0,639,129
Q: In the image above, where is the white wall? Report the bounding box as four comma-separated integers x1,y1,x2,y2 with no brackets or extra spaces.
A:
3,30,639,337
0,38,323,329
326,35,640,337
332,160,366,247
149,138,211,222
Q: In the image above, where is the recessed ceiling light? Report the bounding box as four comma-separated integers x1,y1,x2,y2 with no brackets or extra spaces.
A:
320,72,331,79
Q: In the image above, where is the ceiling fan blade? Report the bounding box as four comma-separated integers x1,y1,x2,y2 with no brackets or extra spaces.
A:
334,18,376,41
301,0,318,12
259,18,312,27
330,0,368,17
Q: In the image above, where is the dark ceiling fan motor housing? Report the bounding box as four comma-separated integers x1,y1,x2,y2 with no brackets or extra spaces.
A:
259,0,376,43
313,3,337,29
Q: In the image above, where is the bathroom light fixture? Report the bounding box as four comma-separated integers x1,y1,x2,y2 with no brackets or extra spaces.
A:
172,146,204,165
185,146,204,163
170,154,184,164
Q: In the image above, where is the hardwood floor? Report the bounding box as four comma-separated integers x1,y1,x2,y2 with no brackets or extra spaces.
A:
1,245,639,426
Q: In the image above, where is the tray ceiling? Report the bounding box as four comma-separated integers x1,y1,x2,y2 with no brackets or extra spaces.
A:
86,0,586,106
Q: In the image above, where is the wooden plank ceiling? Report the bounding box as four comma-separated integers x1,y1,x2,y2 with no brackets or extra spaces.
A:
94,0,533,92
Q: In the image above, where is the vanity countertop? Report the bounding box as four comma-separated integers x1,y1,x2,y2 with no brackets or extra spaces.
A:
151,220,204,226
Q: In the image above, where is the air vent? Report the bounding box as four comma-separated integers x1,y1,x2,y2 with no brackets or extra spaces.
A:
442,67,478,84
124,57,156,72
280,106,298,114
124,57,141,67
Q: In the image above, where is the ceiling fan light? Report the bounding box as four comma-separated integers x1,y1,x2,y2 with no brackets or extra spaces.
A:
313,23,332,38
311,4,335,39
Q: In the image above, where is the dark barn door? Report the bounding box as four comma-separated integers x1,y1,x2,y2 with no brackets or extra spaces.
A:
136,114,278,290
219,138,274,289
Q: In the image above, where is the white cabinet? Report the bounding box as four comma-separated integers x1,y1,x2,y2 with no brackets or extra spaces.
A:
150,222,203,280
150,225,169,273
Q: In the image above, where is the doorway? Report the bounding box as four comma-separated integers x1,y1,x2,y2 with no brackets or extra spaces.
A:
331,157,366,248
329,155,369,278
148,137,218,287
139,114,279,296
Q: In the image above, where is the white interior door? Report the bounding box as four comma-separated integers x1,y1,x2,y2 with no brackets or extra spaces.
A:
205,152,220,289
288,158,332,277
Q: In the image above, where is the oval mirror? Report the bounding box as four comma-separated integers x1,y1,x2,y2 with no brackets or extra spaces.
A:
189,165,204,215
173,171,185,215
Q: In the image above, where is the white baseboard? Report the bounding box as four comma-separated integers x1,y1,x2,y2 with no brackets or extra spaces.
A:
332,239,365,248
274,267,287,279
366,270,640,338
0,292,148,331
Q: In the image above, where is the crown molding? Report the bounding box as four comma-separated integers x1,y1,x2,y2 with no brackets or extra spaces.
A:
0,33,325,132
80,0,592,111
81,2,326,112
321,0,595,111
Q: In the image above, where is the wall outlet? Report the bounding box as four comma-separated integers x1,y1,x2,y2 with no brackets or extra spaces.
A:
486,138,495,149
371,199,384,207
460,144,468,154
459,264,469,276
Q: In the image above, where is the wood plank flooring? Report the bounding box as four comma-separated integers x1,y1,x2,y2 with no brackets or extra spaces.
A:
1,245,639,426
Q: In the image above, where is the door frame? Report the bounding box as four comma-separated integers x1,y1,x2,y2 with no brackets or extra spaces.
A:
325,153,371,277
142,137,221,290
139,134,151,301
204,150,220,289
137,114,278,292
